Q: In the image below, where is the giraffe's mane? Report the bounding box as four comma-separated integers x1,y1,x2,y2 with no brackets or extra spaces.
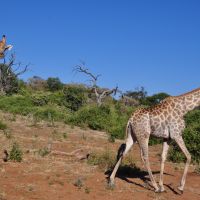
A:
175,87,200,98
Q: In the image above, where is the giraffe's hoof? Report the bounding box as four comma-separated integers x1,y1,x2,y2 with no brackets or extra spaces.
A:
155,188,161,193
107,180,115,190
155,188,166,193
177,186,184,194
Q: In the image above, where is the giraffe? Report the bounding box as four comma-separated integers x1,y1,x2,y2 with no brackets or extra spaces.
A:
109,87,200,193
0,35,13,59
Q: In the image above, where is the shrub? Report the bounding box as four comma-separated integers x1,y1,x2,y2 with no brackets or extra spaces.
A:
9,142,23,162
31,93,49,106
73,178,84,189
142,92,170,106
48,91,64,105
62,85,88,111
46,77,63,92
68,105,112,130
0,95,36,115
63,132,68,139
88,149,136,171
108,133,115,143
33,106,67,121
28,76,47,91
67,103,134,139
87,149,115,170
0,120,7,130
149,137,162,146
168,110,200,163
38,147,50,157
0,63,19,95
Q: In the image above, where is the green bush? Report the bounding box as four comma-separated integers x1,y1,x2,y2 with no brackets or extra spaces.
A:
0,93,69,122
0,120,7,130
9,142,23,162
62,85,88,111
0,95,36,115
67,104,134,139
33,106,67,121
87,149,115,170
46,77,63,91
168,110,200,163
142,92,170,106
67,105,111,130
0,63,19,95
38,147,50,157
31,93,49,106
48,91,64,105
149,137,162,146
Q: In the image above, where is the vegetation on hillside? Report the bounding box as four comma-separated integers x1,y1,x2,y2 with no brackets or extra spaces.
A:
0,55,200,163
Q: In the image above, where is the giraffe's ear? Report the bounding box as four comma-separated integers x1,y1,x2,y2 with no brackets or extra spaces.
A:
5,45,13,51
2,35,6,43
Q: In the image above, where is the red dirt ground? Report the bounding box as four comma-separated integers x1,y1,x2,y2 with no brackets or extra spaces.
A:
0,112,199,200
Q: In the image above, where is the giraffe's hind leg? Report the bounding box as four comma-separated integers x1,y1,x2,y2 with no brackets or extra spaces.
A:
109,126,135,187
159,140,169,192
139,138,159,192
174,136,191,192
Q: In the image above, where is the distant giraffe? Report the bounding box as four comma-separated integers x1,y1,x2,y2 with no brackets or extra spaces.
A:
109,87,200,193
0,35,13,59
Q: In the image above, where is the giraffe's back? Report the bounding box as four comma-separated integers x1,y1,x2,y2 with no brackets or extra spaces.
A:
130,97,176,139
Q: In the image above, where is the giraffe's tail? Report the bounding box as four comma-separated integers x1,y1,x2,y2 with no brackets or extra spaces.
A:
125,120,137,142
124,120,130,139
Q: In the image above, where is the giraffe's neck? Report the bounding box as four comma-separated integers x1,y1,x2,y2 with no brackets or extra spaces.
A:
181,88,200,113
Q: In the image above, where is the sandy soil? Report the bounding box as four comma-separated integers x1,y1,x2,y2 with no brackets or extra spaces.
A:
0,112,199,200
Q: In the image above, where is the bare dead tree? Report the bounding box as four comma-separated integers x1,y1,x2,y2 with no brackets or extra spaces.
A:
74,62,118,106
0,53,28,95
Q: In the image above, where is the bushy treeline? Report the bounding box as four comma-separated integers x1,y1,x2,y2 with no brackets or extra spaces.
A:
168,110,200,163
0,76,200,163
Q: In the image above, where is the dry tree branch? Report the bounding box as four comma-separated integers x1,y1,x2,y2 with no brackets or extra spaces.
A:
0,53,29,95
74,62,118,106
74,65,101,86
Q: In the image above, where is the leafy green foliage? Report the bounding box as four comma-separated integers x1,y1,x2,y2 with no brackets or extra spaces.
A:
31,93,49,106
87,149,115,170
0,63,19,94
142,92,170,106
0,95,36,115
33,106,67,121
168,109,200,163
9,142,23,162
46,77,63,91
0,93,68,123
0,120,7,130
28,76,47,91
1,80,200,165
38,147,50,157
149,137,163,146
62,85,88,111
73,178,84,189
108,133,115,143
67,104,133,139
124,87,147,102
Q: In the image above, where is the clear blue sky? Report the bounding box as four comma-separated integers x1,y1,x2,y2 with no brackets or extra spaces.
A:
1,0,200,96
